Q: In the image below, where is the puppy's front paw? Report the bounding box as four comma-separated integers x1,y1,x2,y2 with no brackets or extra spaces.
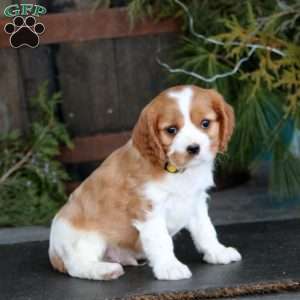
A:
153,259,192,280
203,246,242,265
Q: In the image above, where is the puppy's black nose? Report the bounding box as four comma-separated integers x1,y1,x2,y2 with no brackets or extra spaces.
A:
187,144,200,155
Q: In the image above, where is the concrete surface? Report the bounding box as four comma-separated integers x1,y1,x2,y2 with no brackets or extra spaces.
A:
0,226,49,245
211,170,300,225
2,220,300,300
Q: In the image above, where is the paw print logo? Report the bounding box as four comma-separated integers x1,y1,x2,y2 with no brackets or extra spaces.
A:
4,16,45,48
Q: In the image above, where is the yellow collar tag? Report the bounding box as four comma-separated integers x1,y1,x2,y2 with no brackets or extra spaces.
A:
165,163,178,174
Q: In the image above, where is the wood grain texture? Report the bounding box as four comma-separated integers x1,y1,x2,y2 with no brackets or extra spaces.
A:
65,181,80,194
57,33,177,135
0,8,180,48
0,0,12,17
56,39,120,136
59,131,131,163
50,0,103,12
18,46,57,121
115,35,163,131
0,48,28,133
115,33,177,130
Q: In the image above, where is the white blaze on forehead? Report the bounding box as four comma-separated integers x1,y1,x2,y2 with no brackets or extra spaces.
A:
167,87,214,163
168,87,193,123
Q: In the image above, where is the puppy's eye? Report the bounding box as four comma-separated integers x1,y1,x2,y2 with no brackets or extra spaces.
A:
165,126,178,135
201,119,210,129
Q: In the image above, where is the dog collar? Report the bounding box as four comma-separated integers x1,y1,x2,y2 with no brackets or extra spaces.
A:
164,162,179,174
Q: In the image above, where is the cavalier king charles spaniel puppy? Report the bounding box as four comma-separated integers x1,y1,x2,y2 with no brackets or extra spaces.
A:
49,85,241,281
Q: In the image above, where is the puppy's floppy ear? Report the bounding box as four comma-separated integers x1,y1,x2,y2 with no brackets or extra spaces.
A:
210,90,235,153
132,105,166,167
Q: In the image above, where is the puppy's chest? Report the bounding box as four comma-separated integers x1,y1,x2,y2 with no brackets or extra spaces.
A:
164,192,196,235
143,168,213,235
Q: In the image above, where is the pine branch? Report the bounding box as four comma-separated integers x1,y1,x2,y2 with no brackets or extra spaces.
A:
157,47,257,83
157,0,285,83
0,83,70,226
0,149,32,185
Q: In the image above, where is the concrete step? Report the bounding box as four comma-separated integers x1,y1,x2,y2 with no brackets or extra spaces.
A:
1,219,300,300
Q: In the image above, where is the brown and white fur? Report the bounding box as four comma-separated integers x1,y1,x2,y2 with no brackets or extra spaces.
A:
49,85,241,281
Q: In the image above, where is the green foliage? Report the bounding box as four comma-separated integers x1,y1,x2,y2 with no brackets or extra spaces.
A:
0,83,72,227
93,0,182,24
155,0,300,199
127,0,176,25
206,2,300,198
217,2,300,117
168,38,237,101
96,0,300,199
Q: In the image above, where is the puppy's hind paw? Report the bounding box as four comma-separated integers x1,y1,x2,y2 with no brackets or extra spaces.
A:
102,263,125,280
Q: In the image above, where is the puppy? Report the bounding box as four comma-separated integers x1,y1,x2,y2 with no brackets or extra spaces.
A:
49,85,241,281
